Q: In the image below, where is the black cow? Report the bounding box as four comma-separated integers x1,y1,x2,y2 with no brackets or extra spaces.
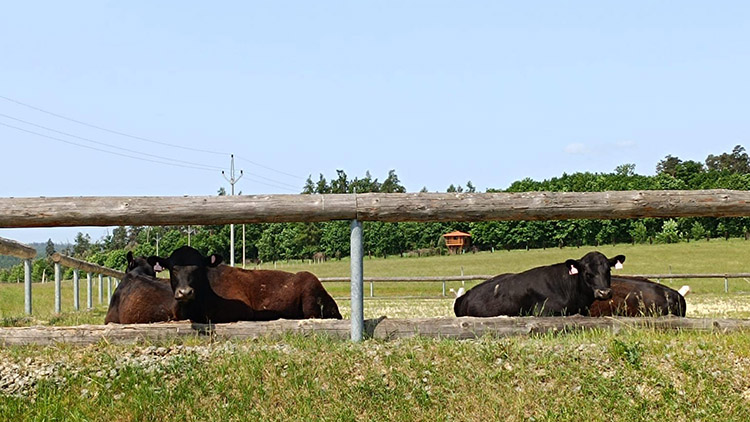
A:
104,252,179,324
588,275,687,317
454,251,626,317
147,246,342,323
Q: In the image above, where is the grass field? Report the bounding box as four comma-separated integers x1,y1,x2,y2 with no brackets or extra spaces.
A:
3,239,750,324
3,241,750,420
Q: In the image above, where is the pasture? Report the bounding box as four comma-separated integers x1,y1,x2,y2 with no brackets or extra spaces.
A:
3,240,750,324
2,240,750,420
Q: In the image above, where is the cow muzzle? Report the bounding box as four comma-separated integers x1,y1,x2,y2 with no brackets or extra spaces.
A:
594,288,612,300
174,287,195,301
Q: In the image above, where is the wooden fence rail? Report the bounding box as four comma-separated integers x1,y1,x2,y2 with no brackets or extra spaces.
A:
50,253,124,279
0,236,36,259
2,190,750,227
2,315,750,346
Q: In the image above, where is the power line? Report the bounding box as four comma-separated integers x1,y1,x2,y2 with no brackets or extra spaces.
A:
235,155,305,180
0,94,227,156
0,120,300,191
0,121,217,172
0,113,225,171
0,94,308,188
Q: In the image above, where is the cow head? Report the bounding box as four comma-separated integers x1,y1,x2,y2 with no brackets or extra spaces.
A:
147,246,223,302
126,251,157,277
564,252,625,300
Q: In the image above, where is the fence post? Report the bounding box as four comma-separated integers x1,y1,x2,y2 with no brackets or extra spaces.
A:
73,269,80,311
24,259,32,315
98,274,103,304
350,219,364,342
87,272,93,309
54,262,61,314
370,281,374,298
725,277,729,293
107,276,112,301
442,280,446,296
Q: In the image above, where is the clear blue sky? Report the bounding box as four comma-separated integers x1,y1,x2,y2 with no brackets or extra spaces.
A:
1,1,749,243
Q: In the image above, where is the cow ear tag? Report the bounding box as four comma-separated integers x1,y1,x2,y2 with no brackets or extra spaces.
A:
568,266,578,275
614,261,623,270
153,263,163,272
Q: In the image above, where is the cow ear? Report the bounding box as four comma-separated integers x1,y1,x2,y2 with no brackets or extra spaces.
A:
609,255,626,269
147,256,169,273
565,259,580,275
207,254,223,267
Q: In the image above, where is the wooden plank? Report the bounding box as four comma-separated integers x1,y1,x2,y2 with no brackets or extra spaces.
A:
371,315,750,340
0,319,381,346
2,190,750,228
356,190,750,222
51,253,125,278
2,316,750,345
0,236,36,259
0,194,356,227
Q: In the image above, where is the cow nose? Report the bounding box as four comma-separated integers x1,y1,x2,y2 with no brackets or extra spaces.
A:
175,287,194,301
594,288,612,300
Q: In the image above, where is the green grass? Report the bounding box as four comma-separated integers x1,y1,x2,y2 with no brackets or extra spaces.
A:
3,241,750,420
2,330,750,421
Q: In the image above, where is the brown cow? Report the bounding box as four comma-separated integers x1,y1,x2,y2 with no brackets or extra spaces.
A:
104,252,179,324
588,275,686,317
147,246,342,323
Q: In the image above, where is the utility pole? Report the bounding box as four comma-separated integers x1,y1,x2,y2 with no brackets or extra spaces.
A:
222,154,243,266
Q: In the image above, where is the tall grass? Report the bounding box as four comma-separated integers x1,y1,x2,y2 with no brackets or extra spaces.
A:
2,330,750,421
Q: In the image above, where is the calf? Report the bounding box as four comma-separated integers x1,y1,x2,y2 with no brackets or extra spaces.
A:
588,275,686,317
454,251,625,317
104,252,178,324
148,246,342,323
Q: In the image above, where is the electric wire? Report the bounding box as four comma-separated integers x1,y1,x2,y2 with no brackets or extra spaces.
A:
0,112,225,171
0,121,218,172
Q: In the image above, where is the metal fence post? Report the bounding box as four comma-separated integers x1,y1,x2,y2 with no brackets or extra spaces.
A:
442,280,446,296
24,259,32,315
54,262,61,314
87,272,93,309
73,269,80,311
350,219,364,342
724,277,729,293
107,276,112,301
370,281,374,298
98,274,103,304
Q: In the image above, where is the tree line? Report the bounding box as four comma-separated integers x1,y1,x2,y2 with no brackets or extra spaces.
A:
2,145,750,282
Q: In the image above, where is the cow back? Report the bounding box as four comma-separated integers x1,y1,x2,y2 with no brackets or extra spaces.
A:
588,276,686,317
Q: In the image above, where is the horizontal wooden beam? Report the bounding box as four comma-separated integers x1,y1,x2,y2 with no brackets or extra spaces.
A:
2,316,750,345
1,190,750,228
0,194,356,227
51,253,124,278
0,236,36,259
355,190,750,222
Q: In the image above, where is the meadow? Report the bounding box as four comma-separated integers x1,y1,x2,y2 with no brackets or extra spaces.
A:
2,241,750,420
3,239,750,324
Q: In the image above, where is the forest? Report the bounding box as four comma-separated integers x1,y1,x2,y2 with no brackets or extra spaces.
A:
2,145,750,282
